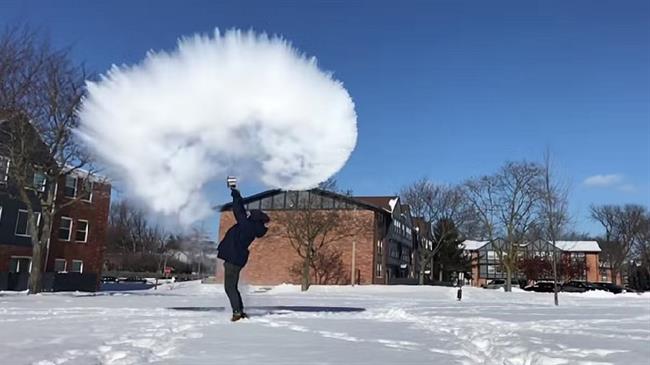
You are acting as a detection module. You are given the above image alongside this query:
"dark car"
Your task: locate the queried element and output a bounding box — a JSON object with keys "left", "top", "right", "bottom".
{"left": 561, "top": 281, "right": 596, "bottom": 293}
{"left": 524, "top": 282, "right": 557, "bottom": 293}
{"left": 482, "top": 279, "right": 523, "bottom": 289}
{"left": 101, "top": 276, "right": 118, "bottom": 283}
{"left": 592, "top": 282, "right": 624, "bottom": 294}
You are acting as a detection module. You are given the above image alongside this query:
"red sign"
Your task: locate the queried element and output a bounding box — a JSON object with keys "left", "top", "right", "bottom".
{"left": 164, "top": 267, "right": 173, "bottom": 274}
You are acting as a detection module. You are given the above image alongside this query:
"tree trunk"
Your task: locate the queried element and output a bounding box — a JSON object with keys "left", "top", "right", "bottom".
{"left": 28, "top": 210, "right": 51, "bottom": 294}
{"left": 611, "top": 267, "right": 619, "bottom": 286}
{"left": 301, "top": 255, "right": 311, "bottom": 291}
{"left": 301, "top": 241, "right": 312, "bottom": 291}
{"left": 419, "top": 266, "right": 425, "bottom": 285}
{"left": 505, "top": 266, "right": 512, "bottom": 292}
{"left": 29, "top": 242, "right": 44, "bottom": 293}
{"left": 552, "top": 249, "right": 559, "bottom": 306}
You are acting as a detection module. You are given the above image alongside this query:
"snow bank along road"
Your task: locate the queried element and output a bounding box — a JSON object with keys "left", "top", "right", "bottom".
{"left": 1, "top": 282, "right": 649, "bottom": 365}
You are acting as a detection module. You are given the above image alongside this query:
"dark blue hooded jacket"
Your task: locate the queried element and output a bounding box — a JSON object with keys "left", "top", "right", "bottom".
{"left": 217, "top": 189, "right": 270, "bottom": 267}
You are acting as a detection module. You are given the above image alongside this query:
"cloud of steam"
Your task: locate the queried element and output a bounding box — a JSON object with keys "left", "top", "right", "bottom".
{"left": 78, "top": 29, "right": 357, "bottom": 225}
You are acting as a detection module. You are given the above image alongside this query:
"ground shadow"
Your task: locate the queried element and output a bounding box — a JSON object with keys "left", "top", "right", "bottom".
{"left": 168, "top": 306, "right": 366, "bottom": 314}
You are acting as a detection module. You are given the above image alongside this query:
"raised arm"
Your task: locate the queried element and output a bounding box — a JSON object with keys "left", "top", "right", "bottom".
{"left": 231, "top": 188, "right": 248, "bottom": 224}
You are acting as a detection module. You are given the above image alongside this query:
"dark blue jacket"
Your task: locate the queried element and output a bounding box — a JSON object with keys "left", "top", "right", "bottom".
{"left": 217, "top": 189, "right": 269, "bottom": 267}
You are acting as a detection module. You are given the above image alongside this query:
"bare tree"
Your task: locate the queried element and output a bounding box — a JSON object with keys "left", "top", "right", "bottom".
{"left": 289, "top": 246, "right": 348, "bottom": 285}
{"left": 494, "top": 162, "right": 544, "bottom": 292}
{"left": 275, "top": 189, "right": 362, "bottom": 291}
{"left": 401, "top": 178, "right": 436, "bottom": 284}
{"left": 463, "top": 176, "right": 499, "bottom": 241}
{"left": 0, "top": 26, "right": 98, "bottom": 293}
{"left": 465, "top": 162, "right": 543, "bottom": 292}
{"left": 401, "top": 179, "right": 472, "bottom": 284}
{"left": 539, "top": 151, "right": 570, "bottom": 305}
{"left": 591, "top": 204, "right": 647, "bottom": 285}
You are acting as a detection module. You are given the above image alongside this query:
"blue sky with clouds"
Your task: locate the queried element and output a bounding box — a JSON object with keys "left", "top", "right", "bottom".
{"left": 1, "top": 0, "right": 648, "bottom": 236}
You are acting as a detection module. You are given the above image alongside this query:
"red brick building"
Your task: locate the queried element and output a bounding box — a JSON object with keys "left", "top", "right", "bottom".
{"left": 462, "top": 239, "right": 620, "bottom": 287}
{"left": 0, "top": 171, "right": 111, "bottom": 290}
{"left": 216, "top": 189, "right": 419, "bottom": 285}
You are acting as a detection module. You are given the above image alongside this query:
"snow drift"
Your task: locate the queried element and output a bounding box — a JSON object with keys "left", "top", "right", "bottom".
{"left": 77, "top": 29, "right": 357, "bottom": 224}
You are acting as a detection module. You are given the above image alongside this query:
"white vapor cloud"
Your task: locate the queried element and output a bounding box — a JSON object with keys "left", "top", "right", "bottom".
{"left": 77, "top": 29, "right": 357, "bottom": 225}
{"left": 583, "top": 174, "right": 624, "bottom": 188}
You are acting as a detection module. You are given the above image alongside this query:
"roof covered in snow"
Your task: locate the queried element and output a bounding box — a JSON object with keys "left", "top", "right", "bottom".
{"left": 552, "top": 241, "right": 601, "bottom": 252}
{"left": 461, "top": 240, "right": 490, "bottom": 251}
{"left": 461, "top": 240, "right": 602, "bottom": 253}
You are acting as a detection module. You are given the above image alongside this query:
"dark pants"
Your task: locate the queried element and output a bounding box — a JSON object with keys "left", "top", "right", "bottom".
{"left": 224, "top": 261, "right": 243, "bottom": 314}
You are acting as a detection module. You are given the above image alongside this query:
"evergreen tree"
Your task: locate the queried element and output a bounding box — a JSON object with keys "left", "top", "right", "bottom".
{"left": 433, "top": 218, "right": 470, "bottom": 282}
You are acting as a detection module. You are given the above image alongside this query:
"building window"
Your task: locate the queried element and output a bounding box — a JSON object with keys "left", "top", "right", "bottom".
{"left": 247, "top": 199, "right": 260, "bottom": 210}
{"left": 64, "top": 175, "right": 77, "bottom": 198}
{"left": 377, "top": 240, "right": 383, "bottom": 255}
{"left": 272, "top": 193, "right": 285, "bottom": 209}
{"left": 297, "top": 191, "right": 310, "bottom": 208}
{"left": 321, "top": 197, "right": 334, "bottom": 209}
{"left": 54, "top": 259, "right": 67, "bottom": 272}
{"left": 70, "top": 260, "right": 83, "bottom": 273}
{"left": 261, "top": 196, "right": 273, "bottom": 210}
{"left": 59, "top": 217, "right": 73, "bottom": 241}
{"left": 80, "top": 180, "right": 93, "bottom": 201}
{"left": 286, "top": 191, "right": 299, "bottom": 208}
{"left": 32, "top": 171, "right": 47, "bottom": 192}
{"left": 9, "top": 257, "right": 31, "bottom": 273}
{"left": 376, "top": 263, "right": 382, "bottom": 277}
{"left": 309, "top": 194, "right": 322, "bottom": 209}
{"left": 15, "top": 210, "right": 41, "bottom": 237}
{"left": 75, "top": 220, "right": 89, "bottom": 242}
{"left": 487, "top": 251, "right": 496, "bottom": 261}
{"left": 0, "top": 156, "right": 9, "bottom": 182}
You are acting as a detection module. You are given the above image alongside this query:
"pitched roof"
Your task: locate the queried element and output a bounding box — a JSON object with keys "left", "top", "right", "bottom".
{"left": 460, "top": 240, "right": 602, "bottom": 253}
{"left": 553, "top": 241, "right": 601, "bottom": 252}
{"left": 218, "top": 189, "right": 385, "bottom": 213}
{"left": 353, "top": 196, "right": 399, "bottom": 213}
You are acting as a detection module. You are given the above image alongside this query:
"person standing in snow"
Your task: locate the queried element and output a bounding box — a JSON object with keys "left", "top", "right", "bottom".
{"left": 217, "top": 186, "right": 270, "bottom": 322}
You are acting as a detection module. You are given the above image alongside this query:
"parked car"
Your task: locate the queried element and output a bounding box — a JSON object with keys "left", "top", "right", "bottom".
{"left": 523, "top": 282, "right": 557, "bottom": 293}
{"left": 101, "top": 276, "right": 118, "bottom": 283}
{"left": 482, "top": 279, "right": 522, "bottom": 290}
{"left": 561, "top": 281, "right": 596, "bottom": 293}
{"left": 592, "top": 282, "right": 623, "bottom": 294}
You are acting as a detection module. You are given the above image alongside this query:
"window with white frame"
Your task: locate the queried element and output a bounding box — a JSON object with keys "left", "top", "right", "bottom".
{"left": 64, "top": 175, "right": 77, "bottom": 198}
{"left": 487, "top": 250, "right": 496, "bottom": 260}
{"left": 80, "top": 180, "right": 93, "bottom": 201}
{"left": 15, "top": 210, "right": 41, "bottom": 237}
{"left": 75, "top": 220, "right": 89, "bottom": 242}
{"left": 58, "top": 217, "right": 73, "bottom": 241}
{"left": 54, "top": 259, "right": 67, "bottom": 272}
{"left": 70, "top": 260, "right": 83, "bottom": 273}
{"left": 9, "top": 257, "right": 31, "bottom": 273}
{"left": 0, "top": 156, "right": 9, "bottom": 182}
{"left": 33, "top": 171, "right": 47, "bottom": 192}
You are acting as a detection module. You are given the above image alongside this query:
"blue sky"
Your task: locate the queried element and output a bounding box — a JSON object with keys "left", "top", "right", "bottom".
{"left": 1, "top": 0, "right": 648, "bottom": 236}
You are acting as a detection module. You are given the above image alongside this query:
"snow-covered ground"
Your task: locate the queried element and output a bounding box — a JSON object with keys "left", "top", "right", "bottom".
{"left": 1, "top": 282, "right": 649, "bottom": 365}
